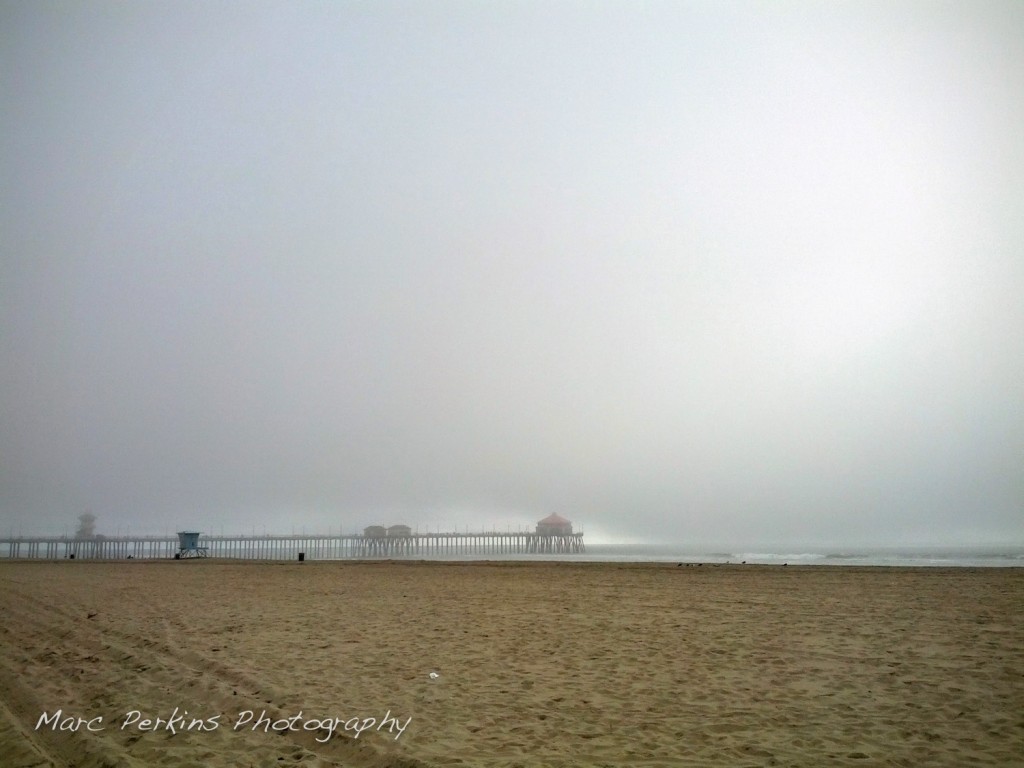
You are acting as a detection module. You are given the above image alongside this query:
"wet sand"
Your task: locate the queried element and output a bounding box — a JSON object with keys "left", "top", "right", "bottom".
{"left": 1, "top": 560, "right": 1021, "bottom": 767}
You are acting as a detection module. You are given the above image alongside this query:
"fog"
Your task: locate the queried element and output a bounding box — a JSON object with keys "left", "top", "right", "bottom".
{"left": 2, "top": 2, "right": 1022, "bottom": 549}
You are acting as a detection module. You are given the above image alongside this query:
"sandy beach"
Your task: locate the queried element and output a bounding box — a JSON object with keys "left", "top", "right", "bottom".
{"left": 0, "top": 560, "right": 1021, "bottom": 767}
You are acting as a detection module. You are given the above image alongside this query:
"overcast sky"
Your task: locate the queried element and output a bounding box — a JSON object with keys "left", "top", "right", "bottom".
{"left": 2, "top": 1, "right": 1022, "bottom": 548}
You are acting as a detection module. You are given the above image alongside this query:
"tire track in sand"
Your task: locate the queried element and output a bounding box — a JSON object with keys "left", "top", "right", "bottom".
{"left": 0, "top": 580, "right": 427, "bottom": 768}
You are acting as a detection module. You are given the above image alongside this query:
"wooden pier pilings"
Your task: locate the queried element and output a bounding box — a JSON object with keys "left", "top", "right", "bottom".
{"left": 0, "top": 531, "right": 585, "bottom": 560}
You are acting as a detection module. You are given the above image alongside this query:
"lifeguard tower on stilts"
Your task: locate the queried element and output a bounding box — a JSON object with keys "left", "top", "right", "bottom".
{"left": 175, "top": 531, "right": 208, "bottom": 559}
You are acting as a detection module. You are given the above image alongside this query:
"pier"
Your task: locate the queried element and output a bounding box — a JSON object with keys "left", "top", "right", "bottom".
{"left": 0, "top": 530, "right": 586, "bottom": 561}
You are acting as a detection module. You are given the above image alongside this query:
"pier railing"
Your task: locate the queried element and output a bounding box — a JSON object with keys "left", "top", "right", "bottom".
{"left": 0, "top": 531, "right": 585, "bottom": 560}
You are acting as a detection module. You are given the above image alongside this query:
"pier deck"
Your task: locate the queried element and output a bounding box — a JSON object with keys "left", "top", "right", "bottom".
{"left": 0, "top": 531, "right": 585, "bottom": 560}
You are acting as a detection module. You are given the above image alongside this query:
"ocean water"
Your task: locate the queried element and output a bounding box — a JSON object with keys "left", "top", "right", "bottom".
{"left": 428, "top": 544, "right": 1024, "bottom": 568}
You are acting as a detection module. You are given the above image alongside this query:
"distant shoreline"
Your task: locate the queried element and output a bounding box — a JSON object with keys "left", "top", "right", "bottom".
{"left": 1, "top": 556, "right": 1021, "bottom": 570}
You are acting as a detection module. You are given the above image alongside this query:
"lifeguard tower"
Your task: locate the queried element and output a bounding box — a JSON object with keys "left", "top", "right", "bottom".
{"left": 176, "top": 531, "right": 208, "bottom": 559}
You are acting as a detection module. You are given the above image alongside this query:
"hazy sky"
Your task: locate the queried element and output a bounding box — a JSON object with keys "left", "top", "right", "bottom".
{"left": 2, "top": 1, "right": 1022, "bottom": 548}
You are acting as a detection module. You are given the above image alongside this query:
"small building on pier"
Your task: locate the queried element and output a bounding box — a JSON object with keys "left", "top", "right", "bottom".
{"left": 536, "top": 513, "right": 573, "bottom": 536}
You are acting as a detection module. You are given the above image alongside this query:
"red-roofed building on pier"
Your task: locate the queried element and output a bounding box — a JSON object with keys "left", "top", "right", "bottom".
{"left": 536, "top": 513, "right": 574, "bottom": 536}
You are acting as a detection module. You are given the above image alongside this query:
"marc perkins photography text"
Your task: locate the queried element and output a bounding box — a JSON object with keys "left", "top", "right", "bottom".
{"left": 35, "top": 707, "right": 411, "bottom": 743}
